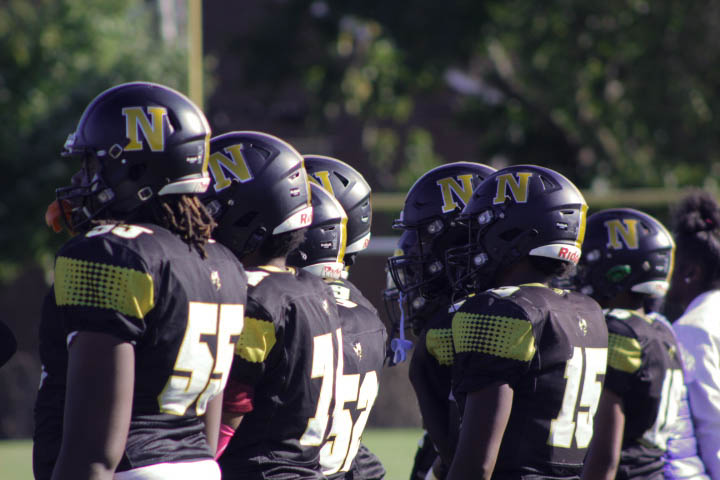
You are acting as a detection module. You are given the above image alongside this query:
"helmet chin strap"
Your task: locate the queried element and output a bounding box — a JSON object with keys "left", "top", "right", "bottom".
{"left": 390, "top": 291, "right": 413, "bottom": 364}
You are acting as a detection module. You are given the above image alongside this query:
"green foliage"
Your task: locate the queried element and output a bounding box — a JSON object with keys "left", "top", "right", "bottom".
{"left": 0, "top": 0, "right": 185, "bottom": 276}
{"left": 250, "top": 1, "right": 719, "bottom": 192}
{"left": 4, "top": 0, "right": 720, "bottom": 273}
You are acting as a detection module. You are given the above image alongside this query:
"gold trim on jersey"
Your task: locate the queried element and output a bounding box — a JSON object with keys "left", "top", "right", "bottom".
{"left": 54, "top": 256, "right": 154, "bottom": 319}
{"left": 607, "top": 333, "right": 642, "bottom": 373}
{"left": 426, "top": 328, "right": 454, "bottom": 366}
{"left": 235, "top": 316, "right": 276, "bottom": 363}
{"left": 453, "top": 312, "right": 536, "bottom": 361}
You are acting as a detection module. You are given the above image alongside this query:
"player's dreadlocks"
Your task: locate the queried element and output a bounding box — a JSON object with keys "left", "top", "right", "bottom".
{"left": 90, "top": 194, "right": 216, "bottom": 258}
{"left": 153, "top": 195, "right": 216, "bottom": 258}
{"left": 672, "top": 189, "right": 720, "bottom": 288}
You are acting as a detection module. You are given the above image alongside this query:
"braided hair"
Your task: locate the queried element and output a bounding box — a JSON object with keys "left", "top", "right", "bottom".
{"left": 672, "top": 190, "right": 720, "bottom": 288}
{"left": 154, "top": 195, "right": 216, "bottom": 258}
{"left": 92, "top": 194, "right": 217, "bottom": 258}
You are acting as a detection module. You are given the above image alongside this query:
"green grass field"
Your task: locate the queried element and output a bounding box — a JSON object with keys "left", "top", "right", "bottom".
{"left": 0, "top": 428, "right": 422, "bottom": 480}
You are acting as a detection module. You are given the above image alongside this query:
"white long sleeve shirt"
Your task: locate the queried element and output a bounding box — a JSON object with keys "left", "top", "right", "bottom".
{"left": 674, "top": 290, "right": 720, "bottom": 479}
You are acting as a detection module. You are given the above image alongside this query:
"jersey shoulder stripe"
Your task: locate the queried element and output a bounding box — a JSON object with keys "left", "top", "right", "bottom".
{"left": 452, "top": 310, "right": 535, "bottom": 361}
{"left": 607, "top": 332, "right": 642, "bottom": 373}
{"left": 426, "top": 327, "right": 453, "bottom": 366}
{"left": 54, "top": 255, "right": 154, "bottom": 319}
{"left": 235, "top": 316, "right": 276, "bottom": 363}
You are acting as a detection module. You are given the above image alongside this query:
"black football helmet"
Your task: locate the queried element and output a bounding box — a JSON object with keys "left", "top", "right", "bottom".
{"left": 388, "top": 162, "right": 495, "bottom": 302}
{"left": 56, "top": 81, "right": 211, "bottom": 230}
{"left": 573, "top": 208, "right": 675, "bottom": 301}
{"left": 287, "top": 182, "right": 347, "bottom": 279}
{"left": 446, "top": 165, "right": 588, "bottom": 293}
{"left": 203, "top": 131, "right": 313, "bottom": 258}
{"left": 303, "top": 155, "right": 372, "bottom": 261}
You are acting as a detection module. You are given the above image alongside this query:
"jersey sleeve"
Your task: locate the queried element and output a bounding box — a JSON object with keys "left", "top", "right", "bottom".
{"left": 603, "top": 313, "right": 644, "bottom": 397}
{"left": 229, "top": 296, "right": 278, "bottom": 386}
{"left": 53, "top": 236, "right": 154, "bottom": 343}
{"left": 452, "top": 293, "right": 536, "bottom": 394}
{"left": 674, "top": 322, "right": 720, "bottom": 478}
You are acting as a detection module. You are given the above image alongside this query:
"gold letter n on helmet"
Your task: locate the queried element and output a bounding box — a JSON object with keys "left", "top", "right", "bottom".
{"left": 309, "top": 171, "right": 335, "bottom": 196}
{"left": 604, "top": 219, "right": 639, "bottom": 250}
{"left": 437, "top": 175, "right": 474, "bottom": 213}
{"left": 493, "top": 172, "right": 533, "bottom": 205}
{"left": 207, "top": 144, "right": 254, "bottom": 192}
{"left": 123, "top": 106, "right": 168, "bottom": 152}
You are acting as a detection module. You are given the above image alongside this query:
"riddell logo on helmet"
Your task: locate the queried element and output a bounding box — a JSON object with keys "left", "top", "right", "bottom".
{"left": 300, "top": 212, "right": 312, "bottom": 226}
{"left": 322, "top": 264, "right": 343, "bottom": 279}
{"left": 558, "top": 247, "right": 580, "bottom": 264}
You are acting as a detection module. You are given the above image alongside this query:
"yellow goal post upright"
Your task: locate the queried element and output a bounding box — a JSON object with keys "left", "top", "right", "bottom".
{"left": 187, "top": 0, "right": 203, "bottom": 110}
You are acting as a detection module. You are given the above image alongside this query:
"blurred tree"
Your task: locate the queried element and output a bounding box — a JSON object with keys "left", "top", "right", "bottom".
{"left": 0, "top": 0, "right": 186, "bottom": 279}
{"left": 205, "top": 0, "right": 720, "bottom": 197}
{"left": 6, "top": 0, "right": 719, "bottom": 275}
{"left": 333, "top": 0, "right": 720, "bottom": 190}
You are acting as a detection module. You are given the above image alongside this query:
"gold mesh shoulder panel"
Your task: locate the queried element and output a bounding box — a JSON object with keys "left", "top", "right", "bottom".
{"left": 55, "top": 256, "right": 154, "bottom": 319}
{"left": 608, "top": 333, "right": 642, "bottom": 373}
{"left": 235, "top": 316, "right": 276, "bottom": 363}
{"left": 426, "top": 328, "right": 454, "bottom": 366}
{"left": 452, "top": 311, "right": 536, "bottom": 361}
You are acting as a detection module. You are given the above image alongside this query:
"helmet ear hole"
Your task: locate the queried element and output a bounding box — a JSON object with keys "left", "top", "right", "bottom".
{"left": 334, "top": 171, "right": 350, "bottom": 187}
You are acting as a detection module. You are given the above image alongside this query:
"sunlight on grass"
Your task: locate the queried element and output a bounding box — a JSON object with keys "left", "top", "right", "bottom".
{"left": 362, "top": 427, "right": 423, "bottom": 480}
{"left": 0, "top": 439, "right": 33, "bottom": 480}
{"left": 0, "top": 428, "right": 423, "bottom": 480}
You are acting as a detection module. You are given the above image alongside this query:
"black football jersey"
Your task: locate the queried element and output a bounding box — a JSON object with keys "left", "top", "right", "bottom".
{"left": 603, "top": 309, "right": 685, "bottom": 479}
{"left": 409, "top": 298, "right": 465, "bottom": 473}
{"left": 33, "top": 223, "right": 247, "bottom": 480}
{"left": 219, "top": 266, "right": 342, "bottom": 479}
{"left": 452, "top": 285, "right": 608, "bottom": 478}
{"left": 322, "top": 279, "right": 387, "bottom": 480}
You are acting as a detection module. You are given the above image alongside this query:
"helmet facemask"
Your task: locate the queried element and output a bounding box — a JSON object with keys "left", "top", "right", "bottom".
{"left": 55, "top": 150, "right": 118, "bottom": 232}
{"left": 388, "top": 216, "right": 460, "bottom": 304}
{"left": 445, "top": 209, "right": 502, "bottom": 296}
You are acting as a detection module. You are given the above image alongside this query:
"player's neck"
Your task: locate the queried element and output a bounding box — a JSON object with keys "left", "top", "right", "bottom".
{"left": 601, "top": 291, "right": 644, "bottom": 311}
{"left": 241, "top": 251, "right": 287, "bottom": 269}
{"left": 493, "top": 258, "right": 549, "bottom": 288}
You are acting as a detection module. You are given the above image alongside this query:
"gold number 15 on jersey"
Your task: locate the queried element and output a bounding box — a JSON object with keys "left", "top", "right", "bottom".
{"left": 548, "top": 346, "right": 607, "bottom": 449}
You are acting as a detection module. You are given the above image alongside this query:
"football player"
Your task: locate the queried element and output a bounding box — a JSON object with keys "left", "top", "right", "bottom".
{"left": 388, "top": 162, "right": 495, "bottom": 480}
{"left": 300, "top": 155, "right": 387, "bottom": 480}
{"left": 383, "top": 231, "right": 440, "bottom": 480}
{"left": 575, "top": 208, "right": 697, "bottom": 479}
{"left": 33, "top": 82, "right": 248, "bottom": 480}
{"left": 444, "top": 165, "right": 608, "bottom": 479}
{"left": 202, "top": 132, "right": 342, "bottom": 479}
